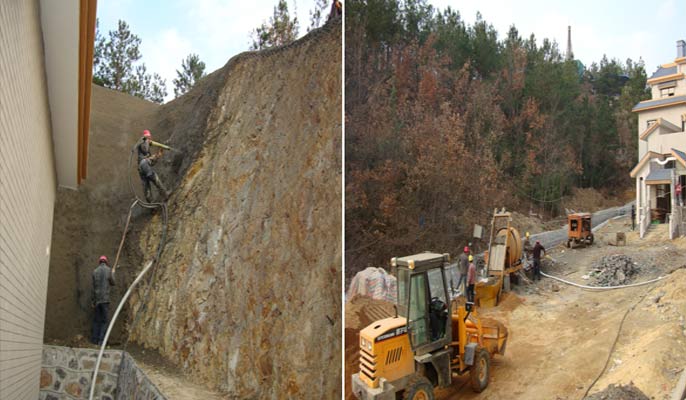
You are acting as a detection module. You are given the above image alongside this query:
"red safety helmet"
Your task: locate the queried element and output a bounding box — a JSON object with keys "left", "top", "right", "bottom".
{"left": 463, "top": 246, "right": 469, "bottom": 253}
{"left": 143, "top": 130, "right": 152, "bottom": 138}
{"left": 99, "top": 255, "right": 108, "bottom": 264}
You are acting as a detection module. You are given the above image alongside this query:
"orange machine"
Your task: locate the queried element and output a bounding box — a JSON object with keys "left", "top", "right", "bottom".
{"left": 351, "top": 252, "right": 508, "bottom": 400}
{"left": 478, "top": 209, "right": 523, "bottom": 307}
{"left": 567, "top": 213, "right": 593, "bottom": 248}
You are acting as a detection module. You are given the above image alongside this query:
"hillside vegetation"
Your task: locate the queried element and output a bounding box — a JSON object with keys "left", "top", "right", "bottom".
{"left": 345, "top": 0, "right": 650, "bottom": 274}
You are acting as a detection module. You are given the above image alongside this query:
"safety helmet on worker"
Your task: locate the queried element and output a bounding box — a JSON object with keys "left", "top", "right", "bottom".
{"left": 99, "top": 255, "right": 108, "bottom": 264}
{"left": 143, "top": 129, "right": 152, "bottom": 138}
{"left": 526, "top": 232, "right": 530, "bottom": 238}
{"left": 463, "top": 246, "right": 469, "bottom": 253}
{"left": 468, "top": 255, "right": 473, "bottom": 262}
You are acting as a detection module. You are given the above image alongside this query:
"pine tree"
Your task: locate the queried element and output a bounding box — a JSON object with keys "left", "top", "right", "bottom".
{"left": 92, "top": 19, "right": 168, "bottom": 103}
{"left": 250, "top": 0, "right": 299, "bottom": 50}
{"left": 173, "top": 54, "right": 206, "bottom": 98}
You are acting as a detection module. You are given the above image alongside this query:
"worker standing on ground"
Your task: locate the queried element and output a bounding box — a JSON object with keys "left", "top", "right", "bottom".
{"left": 523, "top": 232, "right": 533, "bottom": 260}
{"left": 466, "top": 255, "right": 476, "bottom": 304}
{"left": 136, "top": 130, "right": 170, "bottom": 203}
{"left": 532, "top": 241, "right": 545, "bottom": 281}
{"left": 92, "top": 256, "right": 115, "bottom": 345}
{"left": 458, "top": 246, "right": 469, "bottom": 295}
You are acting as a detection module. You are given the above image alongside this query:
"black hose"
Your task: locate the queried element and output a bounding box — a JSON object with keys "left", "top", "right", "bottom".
{"left": 122, "top": 142, "right": 170, "bottom": 351}
{"left": 581, "top": 287, "right": 653, "bottom": 399}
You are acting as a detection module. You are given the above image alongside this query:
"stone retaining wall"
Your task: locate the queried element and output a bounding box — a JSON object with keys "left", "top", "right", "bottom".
{"left": 116, "top": 352, "right": 165, "bottom": 400}
{"left": 39, "top": 346, "right": 165, "bottom": 400}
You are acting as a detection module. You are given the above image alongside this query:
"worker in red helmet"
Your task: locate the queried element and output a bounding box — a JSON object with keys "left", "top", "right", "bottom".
{"left": 328, "top": 0, "right": 342, "bottom": 21}
{"left": 92, "top": 255, "right": 115, "bottom": 345}
{"left": 457, "top": 245, "right": 470, "bottom": 295}
{"left": 136, "top": 129, "right": 170, "bottom": 203}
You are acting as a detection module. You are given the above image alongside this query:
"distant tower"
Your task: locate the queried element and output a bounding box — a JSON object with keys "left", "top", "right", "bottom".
{"left": 566, "top": 25, "right": 573, "bottom": 61}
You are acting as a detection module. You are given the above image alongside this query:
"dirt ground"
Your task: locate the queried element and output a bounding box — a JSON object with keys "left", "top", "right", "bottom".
{"left": 125, "top": 344, "right": 224, "bottom": 399}
{"left": 345, "top": 216, "right": 686, "bottom": 400}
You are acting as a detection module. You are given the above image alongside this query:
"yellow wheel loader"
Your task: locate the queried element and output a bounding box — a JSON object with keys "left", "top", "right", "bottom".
{"left": 351, "top": 252, "right": 508, "bottom": 400}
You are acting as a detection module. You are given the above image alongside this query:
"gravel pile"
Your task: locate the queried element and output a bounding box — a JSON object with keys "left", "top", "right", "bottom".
{"left": 585, "top": 383, "right": 649, "bottom": 400}
{"left": 591, "top": 254, "right": 641, "bottom": 286}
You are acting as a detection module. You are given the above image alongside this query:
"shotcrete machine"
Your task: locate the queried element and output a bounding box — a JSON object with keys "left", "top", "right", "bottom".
{"left": 351, "top": 252, "right": 508, "bottom": 400}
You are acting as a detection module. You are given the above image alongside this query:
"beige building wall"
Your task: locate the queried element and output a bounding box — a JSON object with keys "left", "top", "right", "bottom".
{"left": 0, "top": 1, "right": 57, "bottom": 399}
{"left": 637, "top": 106, "right": 686, "bottom": 158}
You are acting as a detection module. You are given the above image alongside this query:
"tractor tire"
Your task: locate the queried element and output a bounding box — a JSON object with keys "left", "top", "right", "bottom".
{"left": 403, "top": 374, "right": 434, "bottom": 400}
{"left": 470, "top": 348, "right": 491, "bottom": 393}
{"left": 566, "top": 239, "right": 571, "bottom": 248}
{"left": 588, "top": 235, "right": 594, "bottom": 245}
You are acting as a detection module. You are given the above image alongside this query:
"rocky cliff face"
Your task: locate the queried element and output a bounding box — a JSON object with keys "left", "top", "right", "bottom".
{"left": 128, "top": 22, "right": 341, "bottom": 398}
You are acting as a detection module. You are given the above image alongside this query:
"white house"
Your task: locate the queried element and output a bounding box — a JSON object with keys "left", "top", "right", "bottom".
{"left": 0, "top": 1, "right": 96, "bottom": 398}
{"left": 630, "top": 40, "right": 686, "bottom": 238}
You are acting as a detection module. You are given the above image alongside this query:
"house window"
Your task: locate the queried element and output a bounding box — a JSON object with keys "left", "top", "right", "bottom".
{"left": 660, "top": 87, "right": 675, "bottom": 97}
{"left": 666, "top": 160, "right": 676, "bottom": 169}
{"left": 647, "top": 119, "right": 657, "bottom": 129}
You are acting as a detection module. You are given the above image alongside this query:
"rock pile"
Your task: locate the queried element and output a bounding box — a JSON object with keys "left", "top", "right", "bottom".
{"left": 584, "top": 382, "right": 649, "bottom": 400}
{"left": 590, "top": 254, "right": 641, "bottom": 286}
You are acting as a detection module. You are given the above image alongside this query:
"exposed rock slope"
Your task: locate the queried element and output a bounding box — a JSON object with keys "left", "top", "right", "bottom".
{"left": 128, "top": 22, "right": 341, "bottom": 398}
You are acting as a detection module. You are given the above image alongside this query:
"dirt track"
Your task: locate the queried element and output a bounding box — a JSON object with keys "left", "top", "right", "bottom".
{"left": 346, "top": 217, "right": 686, "bottom": 399}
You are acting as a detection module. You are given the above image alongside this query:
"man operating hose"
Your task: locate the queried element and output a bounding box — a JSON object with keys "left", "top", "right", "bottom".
{"left": 136, "top": 130, "right": 170, "bottom": 203}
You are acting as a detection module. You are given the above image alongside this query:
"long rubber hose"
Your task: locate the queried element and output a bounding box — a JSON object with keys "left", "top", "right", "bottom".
{"left": 581, "top": 287, "right": 653, "bottom": 399}
{"left": 88, "top": 143, "right": 170, "bottom": 400}
{"left": 540, "top": 271, "right": 665, "bottom": 290}
{"left": 88, "top": 261, "right": 154, "bottom": 400}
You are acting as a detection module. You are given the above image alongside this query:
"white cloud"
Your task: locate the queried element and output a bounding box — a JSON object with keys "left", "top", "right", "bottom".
{"left": 140, "top": 28, "right": 193, "bottom": 100}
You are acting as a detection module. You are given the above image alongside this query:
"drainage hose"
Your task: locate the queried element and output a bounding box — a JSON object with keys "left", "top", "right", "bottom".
{"left": 540, "top": 271, "right": 666, "bottom": 290}
{"left": 88, "top": 261, "right": 154, "bottom": 400}
{"left": 88, "top": 143, "right": 170, "bottom": 400}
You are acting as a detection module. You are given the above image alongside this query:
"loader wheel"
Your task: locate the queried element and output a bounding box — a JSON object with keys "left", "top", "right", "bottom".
{"left": 566, "top": 239, "right": 571, "bottom": 248}
{"left": 588, "top": 235, "right": 594, "bottom": 245}
{"left": 403, "top": 374, "right": 434, "bottom": 400}
{"left": 470, "top": 349, "right": 490, "bottom": 393}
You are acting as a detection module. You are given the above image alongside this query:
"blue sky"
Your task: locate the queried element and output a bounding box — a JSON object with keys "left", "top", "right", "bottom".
{"left": 98, "top": 0, "right": 685, "bottom": 102}
{"left": 97, "top": 0, "right": 326, "bottom": 101}
{"left": 428, "top": 0, "right": 685, "bottom": 73}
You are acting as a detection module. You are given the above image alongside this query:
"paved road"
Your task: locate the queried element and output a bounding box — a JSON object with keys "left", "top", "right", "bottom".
{"left": 528, "top": 202, "right": 634, "bottom": 250}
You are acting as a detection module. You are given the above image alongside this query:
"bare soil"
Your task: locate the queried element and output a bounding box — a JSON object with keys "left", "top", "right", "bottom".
{"left": 345, "top": 216, "right": 686, "bottom": 400}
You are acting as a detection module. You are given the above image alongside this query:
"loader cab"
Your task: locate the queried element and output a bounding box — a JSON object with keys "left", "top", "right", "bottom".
{"left": 393, "top": 252, "right": 451, "bottom": 356}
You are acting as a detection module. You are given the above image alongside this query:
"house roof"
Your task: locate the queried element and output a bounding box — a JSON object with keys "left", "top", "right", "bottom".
{"left": 645, "top": 168, "right": 672, "bottom": 184}
{"left": 630, "top": 151, "right": 666, "bottom": 178}
{"left": 639, "top": 118, "right": 681, "bottom": 141}
{"left": 672, "top": 148, "right": 686, "bottom": 166}
{"left": 633, "top": 95, "right": 686, "bottom": 112}
{"left": 630, "top": 149, "right": 686, "bottom": 179}
{"left": 650, "top": 65, "right": 677, "bottom": 80}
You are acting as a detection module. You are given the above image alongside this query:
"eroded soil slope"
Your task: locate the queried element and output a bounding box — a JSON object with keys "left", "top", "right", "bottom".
{"left": 128, "top": 23, "right": 342, "bottom": 398}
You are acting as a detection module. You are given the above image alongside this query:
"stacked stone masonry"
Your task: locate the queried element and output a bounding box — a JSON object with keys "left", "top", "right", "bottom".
{"left": 39, "top": 346, "right": 165, "bottom": 400}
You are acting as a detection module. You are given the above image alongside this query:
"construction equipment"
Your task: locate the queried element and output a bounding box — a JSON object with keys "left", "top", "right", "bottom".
{"left": 566, "top": 213, "right": 593, "bottom": 248}
{"left": 477, "top": 208, "right": 523, "bottom": 307}
{"left": 351, "top": 252, "right": 508, "bottom": 400}
{"left": 150, "top": 140, "right": 179, "bottom": 152}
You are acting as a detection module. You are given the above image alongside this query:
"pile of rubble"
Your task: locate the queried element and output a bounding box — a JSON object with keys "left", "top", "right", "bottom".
{"left": 585, "top": 383, "right": 649, "bottom": 400}
{"left": 590, "top": 254, "right": 641, "bottom": 286}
